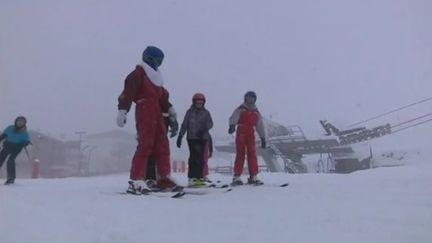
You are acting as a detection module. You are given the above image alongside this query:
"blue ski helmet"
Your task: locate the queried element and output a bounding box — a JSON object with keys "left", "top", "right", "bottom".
{"left": 142, "top": 46, "right": 164, "bottom": 69}
{"left": 244, "top": 91, "right": 257, "bottom": 101}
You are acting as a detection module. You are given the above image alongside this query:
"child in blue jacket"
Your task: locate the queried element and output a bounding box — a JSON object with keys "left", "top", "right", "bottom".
{"left": 0, "top": 116, "right": 31, "bottom": 184}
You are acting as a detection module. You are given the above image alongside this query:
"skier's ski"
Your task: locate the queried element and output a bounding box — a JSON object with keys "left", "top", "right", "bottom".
{"left": 249, "top": 182, "right": 289, "bottom": 187}
{"left": 230, "top": 182, "right": 289, "bottom": 187}
{"left": 207, "top": 183, "right": 230, "bottom": 189}
{"left": 170, "top": 191, "right": 186, "bottom": 198}
{"left": 186, "top": 180, "right": 231, "bottom": 189}
{"left": 117, "top": 190, "right": 186, "bottom": 198}
{"left": 183, "top": 186, "right": 232, "bottom": 195}
{"left": 117, "top": 191, "right": 186, "bottom": 198}
{"left": 263, "top": 183, "right": 289, "bottom": 187}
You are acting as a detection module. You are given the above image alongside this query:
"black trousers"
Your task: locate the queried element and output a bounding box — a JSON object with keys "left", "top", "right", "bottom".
{"left": 0, "top": 142, "right": 23, "bottom": 181}
{"left": 187, "top": 139, "right": 206, "bottom": 179}
{"left": 146, "top": 154, "right": 157, "bottom": 180}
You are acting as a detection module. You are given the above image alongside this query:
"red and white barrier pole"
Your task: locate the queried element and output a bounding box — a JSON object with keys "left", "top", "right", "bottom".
{"left": 181, "top": 160, "right": 186, "bottom": 173}
{"left": 173, "top": 160, "right": 178, "bottom": 173}
{"left": 32, "top": 159, "right": 40, "bottom": 179}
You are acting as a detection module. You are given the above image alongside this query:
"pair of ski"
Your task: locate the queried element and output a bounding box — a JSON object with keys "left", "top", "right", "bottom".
{"left": 118, "top": 187, "right": 186, "bottom": 198}
{"left": 120, "top": 182, "right": 289, "bottom": 198}
{"left": 181, "top": 181, "right": 289, "bottom": 196}
{"left": 183, "top": 183, "right": 233, "bottom": 195}
{"left": 120, "top": 183, "right": 232, "bottom": 198}
{"left": 149, "top": 186, "right": 187, "bottom": 198}
{"left": 166, "top": 183, "right": 233, "bottom": 198}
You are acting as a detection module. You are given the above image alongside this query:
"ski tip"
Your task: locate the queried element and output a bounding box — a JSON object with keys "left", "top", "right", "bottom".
{"left": 171, "top": 191, "right": 186, "bottom": 198}
{"left": 280, "top": 183, "right": 289, "bottom": 187}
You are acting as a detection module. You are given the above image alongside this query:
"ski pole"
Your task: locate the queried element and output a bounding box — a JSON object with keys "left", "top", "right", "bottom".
{"left": 24, "top": 147, "right": 32, "bottom": 163}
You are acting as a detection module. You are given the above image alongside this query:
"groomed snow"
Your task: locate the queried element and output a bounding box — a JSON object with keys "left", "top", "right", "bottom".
{"left": 1, "top": 160, "right": 431, "bottom": 243}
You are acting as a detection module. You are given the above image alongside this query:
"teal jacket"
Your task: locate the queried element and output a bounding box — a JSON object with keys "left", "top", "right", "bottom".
{"left": 0, "top": 125, "right": 31, "bottom": 146}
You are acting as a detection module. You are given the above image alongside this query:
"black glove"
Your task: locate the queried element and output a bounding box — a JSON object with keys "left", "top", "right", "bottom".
{"left": 170, "top": 121, "right": 178, "bottom": 138}
{"left": 228, "top": 125, "right": 236, "bottom": 134}
{"left": 167, "top": 117, "right": 178, "bottom": 138}
{"left": 261, "top": 138, "right": 266, "bottom": 149}
{"left": 176, "top": 136, "right": 182, "bottom": 148}
{"left": 170, "top": 129, "right": 178, "bottom": 138}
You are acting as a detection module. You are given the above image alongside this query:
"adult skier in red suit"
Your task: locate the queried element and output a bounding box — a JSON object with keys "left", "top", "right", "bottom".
{"left": 117, "top": 46, "right": 179, "bottom": 195}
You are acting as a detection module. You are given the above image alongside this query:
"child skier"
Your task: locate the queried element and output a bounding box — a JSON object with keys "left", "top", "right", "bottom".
{"left": 116, "top": 46, "right": 179, "bottom": 195}
{"left": 0, "top": 116, "right": 32, "bottom": 185}
{"left": 228, "top": 91, "right": 266, "bottom": 185}
{"left": 177, "top": 93, "right": 213, "bottom": 187}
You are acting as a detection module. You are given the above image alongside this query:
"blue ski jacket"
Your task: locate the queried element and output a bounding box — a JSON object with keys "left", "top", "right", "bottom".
{"left": 0, "top": 125, "right": 31, "bottom": 146}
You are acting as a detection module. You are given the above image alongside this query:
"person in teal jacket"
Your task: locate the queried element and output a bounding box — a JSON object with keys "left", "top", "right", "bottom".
{"left": 0, "top": 116, "right": 31, "bottom": 185}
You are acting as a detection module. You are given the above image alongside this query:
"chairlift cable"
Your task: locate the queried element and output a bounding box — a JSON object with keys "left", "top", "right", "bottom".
{"left": 391, "top": 118, "right": 432, "bottom": 134}
{"left": 348, "top": 96, "right": 432, "bottom": 127}
{"left": 390, "top": 113, "right": 432, "bottom": 129}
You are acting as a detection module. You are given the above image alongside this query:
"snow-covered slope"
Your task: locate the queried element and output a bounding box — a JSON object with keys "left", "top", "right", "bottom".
{"left": 1, "top": 161, "right": 431, "bottom": 243}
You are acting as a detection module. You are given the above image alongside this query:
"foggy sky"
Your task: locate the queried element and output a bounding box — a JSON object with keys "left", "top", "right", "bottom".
{"left": 1, "top": 0, "right": 431, "bottom": 146}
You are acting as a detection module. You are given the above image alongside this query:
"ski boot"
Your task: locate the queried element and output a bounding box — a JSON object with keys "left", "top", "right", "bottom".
{"left": 247, "top": 175, "right": 264, "bottom": 186}
{"left": 188, "top": 178, "right": 206, "bottom": 187}
{"left": 4, "top": 179, "right": 14, "bottom": 185}
{"left": 157, "top": 177, "right": 183, "bottom": 192}
{"left": 145, "top": 179, "right": 158, "bottom": 190}
{"left": 126, "top": 180, "right": 151, "bottom": 195}
{"left": 231, "top": 176, "right": 244, "bottom": 186}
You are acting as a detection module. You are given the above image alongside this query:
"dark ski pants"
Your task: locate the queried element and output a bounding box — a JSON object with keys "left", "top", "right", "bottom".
{"left": 0, "top": 143, "right": 23, "bottom": 182}
{"left": 146, "top": 155, "right": 157, "bottom": 180}
{"left": 187, "top": 139, "right": 207, "bottom": 179}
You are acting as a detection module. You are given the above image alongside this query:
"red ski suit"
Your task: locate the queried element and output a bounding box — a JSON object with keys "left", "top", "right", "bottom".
{"left": 229, "top": 103, "right": 266, "bottom": 176}
{"left": 118, "top": 65, "right": 171, "bottom": 180}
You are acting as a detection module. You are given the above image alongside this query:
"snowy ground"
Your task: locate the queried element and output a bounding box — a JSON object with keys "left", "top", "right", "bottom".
{"left": 1, "top": 159, "right": 432, "bottom": 243}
